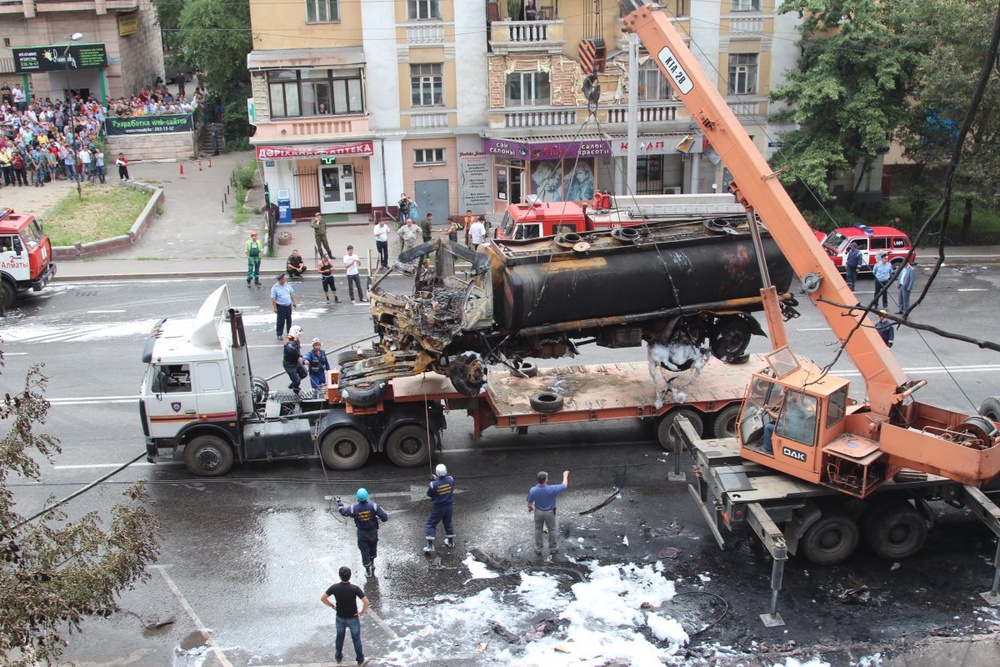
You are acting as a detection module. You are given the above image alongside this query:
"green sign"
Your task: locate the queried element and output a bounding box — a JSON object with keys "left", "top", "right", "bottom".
{"left": 104, "top": 114, "right": 194, "bottom": 136}
{"left": 13, "top": 44, "right": 108, "bottom": 73}
{"left": 320, "top": 156, "right": 338, "bottom": 165}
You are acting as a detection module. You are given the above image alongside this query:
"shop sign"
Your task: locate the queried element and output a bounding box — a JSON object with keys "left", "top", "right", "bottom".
{"left": 458, "top": 151, "right": 491, "bottom": 210}
{"left": 13, "top": 44, "right": 108, "bottom": 72}
{"left": 105, "top": 114, "right": 193, "bottom": 136}
{"left": 255, "top": 142, "right": 374, "bottom": 161}
{"left": 118, "top": 13, "right": 140, "bottom": 37}
{"left": 613, "top": 136, "right": 700, "bottom": 156}
{"left": 484, "top": 138, "right": 611, "bottom": 161}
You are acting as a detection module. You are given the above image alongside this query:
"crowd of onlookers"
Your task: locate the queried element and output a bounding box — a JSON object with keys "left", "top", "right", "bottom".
{"left": 108, "top": 75, "right": 201, "bottom": 118}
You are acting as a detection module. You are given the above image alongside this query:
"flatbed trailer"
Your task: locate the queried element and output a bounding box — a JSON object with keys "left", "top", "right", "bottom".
{"left": 676, "top": 419, "right": 1000, "bottom": 627}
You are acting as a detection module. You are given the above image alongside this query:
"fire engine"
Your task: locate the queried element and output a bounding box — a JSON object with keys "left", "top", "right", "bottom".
{"left": 0, "top": 208, "right": 56, "bottom": 309}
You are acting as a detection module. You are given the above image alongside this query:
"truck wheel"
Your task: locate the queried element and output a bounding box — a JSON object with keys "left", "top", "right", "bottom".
{"left": 529, "top": 391, "right": 564, "bottom": 413}
{"left": 184, "top": 435, "right": 234, "bottom": 477}
{"left": 252, "top": 376, "right": 269, "bottom": 406}
{"left": 385, "top": 424, "right": 431, "bottom": 467}
{"left": 712, "top": 404, "right": 741, "bottom": 439}
{"left": 979, "top": 397, "right": 1000, "bottom": 421}
{"left": 336, "top": 350, "right": 362, "bottom": 366}
{"left": 340, "top": 380, "right": 388, "bottom": 408}
{"left": 863, "top": 501, "right": 927, "bottom": 560}
{"left": 1, "top": 280, "right": 15, "bottom": 310}
{"left": 320, "top": 428, "right": 371, "bottom": 470}
{"left": 710, "top": 317, "right": 752, "bottom": 363}
{"left": 448, "top": 355, "right": 487, "bottom": 397}
{"left": 657, "top": 408, "right": 703, "bottom": 450}
{"left": 800, "top": 511, "right": 859, "bottom": 565}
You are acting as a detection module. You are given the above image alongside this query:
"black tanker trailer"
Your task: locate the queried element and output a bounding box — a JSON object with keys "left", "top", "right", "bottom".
{"left": 340, "top": 216, "right": 795, "bottom": 401}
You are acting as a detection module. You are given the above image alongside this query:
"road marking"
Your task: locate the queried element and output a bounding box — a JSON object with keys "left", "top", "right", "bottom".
{"left": 957, "top": 288, "right": 988, "bottom": 292}
{"left": 151, "top": 565, "right": 235, "bottom": 667}
{"left": 87, "top": 309, "right": 126, "bottom": 313}
{"left": 47, "top": 395, "right": 138, "bottom": 404}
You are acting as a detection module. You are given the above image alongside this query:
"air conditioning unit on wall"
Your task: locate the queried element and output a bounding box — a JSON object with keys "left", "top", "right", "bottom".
{"left": 663, "top": 187, "right": 681, "bottom": 195}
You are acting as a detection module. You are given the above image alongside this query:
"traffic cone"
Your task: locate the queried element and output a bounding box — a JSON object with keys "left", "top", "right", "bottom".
{"left": 198, "top": 161, "right": 203, "bottom": 171}
{"left": 179, "top": 163, "right": 184, "bottom": 175}
{"left": 208, "top": 158, "right": 212, "bottom": 168}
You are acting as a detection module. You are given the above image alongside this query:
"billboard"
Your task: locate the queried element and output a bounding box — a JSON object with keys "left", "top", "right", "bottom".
{"left": 105, "top": 115, "right": 194, "bottom": 136}
{"left": 13, "top": 44, "right": 108, "bottom": 73}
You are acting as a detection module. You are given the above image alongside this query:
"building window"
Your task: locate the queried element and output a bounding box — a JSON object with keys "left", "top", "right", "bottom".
{"left": 638, "top": 60, "right": 673, "bottom": 102}
{"left": 414, "top": 148, "right": 445, "bottom": 164}
{"left": 408, "top": 0, "right": 441, "bottom": 20}
{"left": 506, "top": 72, "right": 551, "bottom": 106}
{"left": 267, "top": 69, "right": 364, "bottom": 118}
{"left": 410, "top": 64, "right": 443, "bottom": 106}
{"left": 306, "top": 0, "right": 339, "bottom": 23}
{"left": 728, "top": 53, "right": 758, "bottom": 95}
{"left": 731, "top": 0, "right": 760, "bottom": 10}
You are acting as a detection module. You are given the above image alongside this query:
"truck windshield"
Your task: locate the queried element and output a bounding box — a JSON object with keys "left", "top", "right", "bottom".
{"left": 20, "top": 219, "right": 43, "bottom": 251}
{"left": 498, "top": 210, "right": 516, "bottom": 239}
{"left": 823, "top": 231, "right": 850, "bottom": 253}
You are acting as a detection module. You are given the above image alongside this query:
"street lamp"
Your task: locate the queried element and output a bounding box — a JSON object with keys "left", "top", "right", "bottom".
{"left": 64, "top": 32, "right": 83, "bottom": 200}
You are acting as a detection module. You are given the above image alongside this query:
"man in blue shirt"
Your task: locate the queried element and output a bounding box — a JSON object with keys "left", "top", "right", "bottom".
{"left": 872, "top": 253, "right": 892, "bottom": 309}
{"left": 337, "top": 488, "right": 389, "bottom": 579}
{"left": 526, "top": 470, "right": 569, "bottom": 557}
{"left": 424, "top": 464, "right": 456, "bottom": 554}
{"left": 844, "top": 243, "right": 861, "bottom": 291}
{"left": 270, "top": 273, "right": 298, "bottom": 340}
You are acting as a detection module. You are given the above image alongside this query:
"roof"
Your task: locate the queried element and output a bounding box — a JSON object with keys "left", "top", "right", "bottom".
{"left": 834, "top": 226, "right": 908, "bottom": 238}
{"left": 0, "top": 208, "right": 34, "bottom": 232}
{"left": 247, "top": 47, "right": 365, "bottom": 70}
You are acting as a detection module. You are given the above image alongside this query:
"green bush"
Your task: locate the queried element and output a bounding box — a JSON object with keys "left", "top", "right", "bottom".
{"left": 232, "top": 162, "right": 257, "bottom": 190}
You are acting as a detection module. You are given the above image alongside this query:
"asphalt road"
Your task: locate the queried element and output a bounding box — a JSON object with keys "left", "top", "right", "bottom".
{"left": 2, "top": 267, "right": 1000, "bottom": 666}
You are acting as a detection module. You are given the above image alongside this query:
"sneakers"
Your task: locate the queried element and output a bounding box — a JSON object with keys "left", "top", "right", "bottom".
{"left": 365, "top": 564, "right": 375, "bottom": 578}
{"left": 351, "top": 300, "right": 356, "bottom": 305}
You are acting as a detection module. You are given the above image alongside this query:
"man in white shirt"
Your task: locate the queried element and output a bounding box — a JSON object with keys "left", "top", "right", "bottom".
{"left": 343, "top": 245, "right": 365, "bottom": 304}
{"left": 373, "top": 220, "right": 391, "bottom": 269}
{"left": 469, "top": 217, "right": 488, "bottom": 250}
{"left": 78, "top": 146, "right": 93, "bottom": 182}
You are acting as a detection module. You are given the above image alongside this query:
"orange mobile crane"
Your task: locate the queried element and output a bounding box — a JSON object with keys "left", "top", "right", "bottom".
{"left": 619, "top": 1, "right": 1000, "bottom": 624}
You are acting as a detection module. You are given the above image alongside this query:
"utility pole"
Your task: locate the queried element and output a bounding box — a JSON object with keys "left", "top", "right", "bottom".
{"left": 626, "top": 33, "right": 639, "bottom": 195}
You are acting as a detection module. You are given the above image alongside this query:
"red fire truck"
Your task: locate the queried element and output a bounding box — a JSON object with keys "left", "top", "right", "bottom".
{"left": 0, "top": 208, "right": 56, "bottom": 309}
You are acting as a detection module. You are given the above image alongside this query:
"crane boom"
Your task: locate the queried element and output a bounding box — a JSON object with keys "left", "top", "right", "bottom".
{"left": 620, "top": 2, "right": 905, "bottom": 415}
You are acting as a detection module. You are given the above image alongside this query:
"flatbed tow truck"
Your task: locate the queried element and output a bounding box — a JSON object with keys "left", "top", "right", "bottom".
{"left": 617, "top": 0, "right": 1000, "bottom": 625}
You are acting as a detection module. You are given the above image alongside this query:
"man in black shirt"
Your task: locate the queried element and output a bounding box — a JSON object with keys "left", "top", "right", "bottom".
{"left": 321, "top": 566, "right": 370, "bottom": 666}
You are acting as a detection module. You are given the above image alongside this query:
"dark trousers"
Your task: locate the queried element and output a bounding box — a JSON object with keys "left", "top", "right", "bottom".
{"left": 347, "top": 274, "right": 364, "bottom": 301}
{"left": 335, "top": 615, "right": 364, "bottom": 664}
{"left": 425, "top": 503, "right": 454, "bottom": 538}
{"left": 874, "top": 278, "right": 889, "bottom": 307}
{"left": 357, "top": 530, "right": 378, "bottom": 568}
{"left": 283, "top": 362, "right": 301, "bottom": 391}
{"left": 376, "top": 240, "right": 389, "bottom": 268}
{"left": 275, "top": 303, "right": 292, "bottom": 337}
{"left": 14, "top": 168, "right": 27, "bottom": 186}
{"left": 845, "top": 266, "right": 858, "bottom": 290}
{"left": 2, "top": 165, "right": 13, "bottom": 185}
{"left": 322, "top": 275, "right": 337, "bottom": 293}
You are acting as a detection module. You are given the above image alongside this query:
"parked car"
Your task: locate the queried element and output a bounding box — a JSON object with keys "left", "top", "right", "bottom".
{"left": 821, "top": 224, "right": 914, "bottom": 273}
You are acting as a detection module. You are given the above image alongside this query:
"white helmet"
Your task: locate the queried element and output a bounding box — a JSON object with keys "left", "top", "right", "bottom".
{"left": 435, "top": 464, "right": 448, "bottom": 477}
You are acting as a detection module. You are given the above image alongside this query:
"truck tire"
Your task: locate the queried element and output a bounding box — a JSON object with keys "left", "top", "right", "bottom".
{"left": 657, "top": 408, "right": 703, "bottom": 450}
{"left": 979, "top": 397, "right": 1000, "bottom": 421}
{"left": 448, "top": 354, "right": 487, "bottom": 397}
{"left": 712, "top": 403, "right": 741, "bottom": 439}
{"left": 863, "top": 501, "right": 928, "bottom": 560}
{"left": 320, "top": 427, "right": 371, "bottom": 470}
{"left": 340, "top": 380, "right": 388, "bottom": 408}
{"left": 2, "top": 280, "right": 15, "bottom": 311}
{"left": 184, "top": 434, "right": 234, "bottom": 477}
{"left": 336, "top": 350, "right": 362, "bottom": 366}
{"left": 800, "top": 511, "right": 859, "bottom": 565}
{"left": 710, "top": 316, "right": 752, "bottom": 363}
{"left": 517, "top": 361, "right": 538, "bottom": 378}
{"left": 529, "top": 391, "right": 564, "bottom": 413}
{"left": 385, "top": 423, "right": 431, "bottom": 467}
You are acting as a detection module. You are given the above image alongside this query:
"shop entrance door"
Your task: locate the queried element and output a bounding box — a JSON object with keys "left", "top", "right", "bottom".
{"left": 319, "top": 164, "right": 356, "bottom": 214}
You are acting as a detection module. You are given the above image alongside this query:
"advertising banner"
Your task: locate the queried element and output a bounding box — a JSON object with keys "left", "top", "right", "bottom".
{"left": 484, "top": 138, "right": 611, "bottom": 161}
{"left": 13, "top": 44, "right": 108, "bottom": 72}
{"left": 255, "top": 142, "right": 374, "bottom": 160}
{"left": 105, "top": 115, "right": 193, "bottom": 136}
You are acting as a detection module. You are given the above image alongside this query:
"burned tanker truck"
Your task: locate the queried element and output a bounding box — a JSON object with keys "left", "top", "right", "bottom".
{"left": 338, "top": 215, "right": 795, "bottom": 403}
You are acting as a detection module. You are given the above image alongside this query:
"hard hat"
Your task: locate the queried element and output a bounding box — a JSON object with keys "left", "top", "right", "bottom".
{"left": 435, "top": 464, "right": 448, "bottom": 477}
{"left": 355, "top": 488, "right": 369, "bottom": 502}
{"left": 250, "top": 230, "right": 258, "bottom": 236}
{"left": 289, "top": 326, "right": 303, "bottom": 337}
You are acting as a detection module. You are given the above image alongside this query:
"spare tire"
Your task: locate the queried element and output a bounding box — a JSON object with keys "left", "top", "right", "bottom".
{"left": 340, "top": 380, "right": 388, "bottom": 408}
{"left": 336, "top": 350, "right": 362, "bottom": 366}
{"left": 529, "top": 391, "right": 564, "bottom": 413}
{"left": 517, "top": 361, "right": 538, "bottom": 378}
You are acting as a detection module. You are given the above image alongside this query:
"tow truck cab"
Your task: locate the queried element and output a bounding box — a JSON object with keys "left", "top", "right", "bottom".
{"left": 0, "top": 207, "right": 56, "bottom": 309}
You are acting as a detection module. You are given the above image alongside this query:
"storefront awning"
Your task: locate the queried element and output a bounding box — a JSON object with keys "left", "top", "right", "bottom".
{"left": 484, "top": 132, "right": 701, "bottom": 157}
{"left": 247, "top": 47, "right": 365, "bottom": 71}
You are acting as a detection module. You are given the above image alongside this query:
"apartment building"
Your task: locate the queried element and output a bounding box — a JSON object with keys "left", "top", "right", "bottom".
{"left": 247, "top": 0, "right": 798, "bottom": 219}
{"left": 0, "top": 0, "right": 162, "bottom": 103}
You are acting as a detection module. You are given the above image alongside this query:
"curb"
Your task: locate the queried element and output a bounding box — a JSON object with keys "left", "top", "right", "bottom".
{"left": 51, "top": 183, "right": 166, "bottom": 261}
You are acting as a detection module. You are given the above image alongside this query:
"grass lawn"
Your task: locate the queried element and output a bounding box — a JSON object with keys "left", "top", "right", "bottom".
{"left": 43, "top": 186, "right": 151, "bottom": 246}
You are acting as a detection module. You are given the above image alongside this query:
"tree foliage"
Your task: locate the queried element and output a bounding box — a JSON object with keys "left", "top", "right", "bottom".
{"left": 0, "top": 353, "right": 160, "bottom": 666}
{"left": 770, "top": 0, "right": 931, "bottom": 205}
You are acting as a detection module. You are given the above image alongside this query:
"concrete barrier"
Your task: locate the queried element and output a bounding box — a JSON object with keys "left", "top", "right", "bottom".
{"left": 52, "top": 184, "right": 166, "bottom": 260}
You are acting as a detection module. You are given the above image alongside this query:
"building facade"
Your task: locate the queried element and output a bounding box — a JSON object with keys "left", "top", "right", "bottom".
{"left": 247, "top": 0, "right": 799, "bottom": 220}
{"left": 0, "top": 0, "right": 163, "bottom": 104}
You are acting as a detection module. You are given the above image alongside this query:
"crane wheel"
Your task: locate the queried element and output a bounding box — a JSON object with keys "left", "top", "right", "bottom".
{"left": 336, "top": 350, "right": 363, "bottom": 366}
{"left": 657, "top": 408, "right": 703, "bottom": 451}
{"left": 800, "top": 510, "right": 859, "bottom": 565}
{"left": 863, "top": 501, "right": 928, "bottom": 560}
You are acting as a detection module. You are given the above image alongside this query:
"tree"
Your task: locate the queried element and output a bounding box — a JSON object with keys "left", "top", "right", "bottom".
{"left": 0, "top": 352, "right": 159, "bottom": 666}
{"left": 896, "top": 0, "right": 1000, "bottom": 241}
{"left": 770, "top": 0, "right": 931, "bottom": 208}
{"left": 175, "top": 0, "right": 253, "bottom": 142}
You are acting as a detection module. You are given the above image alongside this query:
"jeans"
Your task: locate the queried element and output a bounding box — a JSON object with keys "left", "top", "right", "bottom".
{"left": 425, "top": 503, "right": 454, "bottom": 539}
{"left": 275, "top": 303, "right": 292, "bottom": 338}
{"left": 845, "top": 266, "right": 858, "bottom": 291}
{"left": 283, "top": 363, "right": 302, "bottom": 392}
{"left": 761, "top": 422, "right": 775, "bottom": 455}
{"left": 95, "top": 164, "right": 105, "bottom": 184}
{"left": 376, "top": 239, "right": 389, "bottom": 268}
{"left": 533, "top": 508, "right": 558, "bottom": 553}
{"left": 335, "top": 615, "right": 364, "bottom": 664}
{"left": 347, "top": 274, "right": 364, "bottom": 301}
{"left": 64, "top": 163, "right": 77, "bottom": 181}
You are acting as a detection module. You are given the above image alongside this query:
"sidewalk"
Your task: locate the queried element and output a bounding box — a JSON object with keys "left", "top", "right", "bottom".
{"left": 1, "top": 151, "right": 997, "bottom": 282}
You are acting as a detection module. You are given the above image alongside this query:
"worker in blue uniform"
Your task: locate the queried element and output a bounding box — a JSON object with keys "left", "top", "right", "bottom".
{"left": 423, "top": 464, "right": 456, "bottom": 553}
{"left": 337, "top": 488, "right": 389, "bottom": 579}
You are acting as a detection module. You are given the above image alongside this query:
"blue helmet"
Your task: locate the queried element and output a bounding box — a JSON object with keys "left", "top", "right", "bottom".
{"left": 356, "top": 488, "right": 369, "bottom": 502}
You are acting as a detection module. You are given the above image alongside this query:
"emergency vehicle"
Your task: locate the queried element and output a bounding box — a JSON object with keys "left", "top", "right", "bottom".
{"left": 821, "top": 223, "right": 914, "bottom": 273}
{"left": 0, "top": 207, "right": 56, "bottom": 309}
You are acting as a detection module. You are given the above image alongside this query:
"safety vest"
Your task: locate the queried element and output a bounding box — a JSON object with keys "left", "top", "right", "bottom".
{"left": 247, "top": 239, "right": 262, "bottom": 257}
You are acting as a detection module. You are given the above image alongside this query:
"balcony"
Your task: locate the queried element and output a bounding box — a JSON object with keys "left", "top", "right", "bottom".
{"left": 728, "top": 16, "right": 765, "bottom": 40}
{"left": 1, "top": 0, "right": 139, "bottom": 16}
{"left": 252, "top": 115, "right": 370, "bottom": 143}
{"left": 494, "top": 107, "right": 579, "bottom": 129}
{"left": 490, "top": 20, "right": 564, "bottom": 55}
{"left": 408, "top": 111, "right": 450, "bottom": 130}
{"left": 406, "top": 22, "right": 444, "bottom": 46}
{"left": 728, "top": 97, "right": 767, "bottom": 119}
{"left": 605, "top": 102, "right": 682, "bottom": 124}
